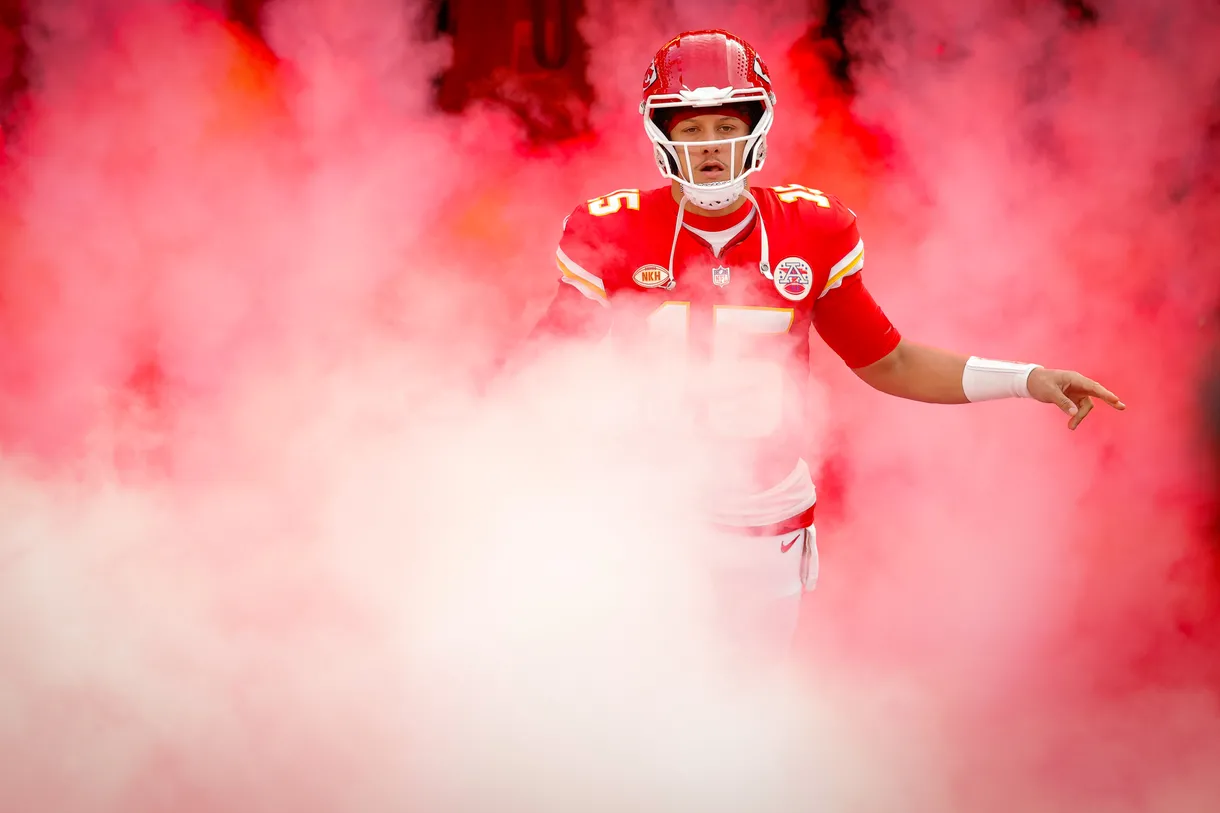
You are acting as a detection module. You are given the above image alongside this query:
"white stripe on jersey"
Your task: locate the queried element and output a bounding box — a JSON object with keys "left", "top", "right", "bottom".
{"left": 818, "top": 238, "right": 865, "bottom": 298}
{"left": 556, "top": 247, "right": 608, "bottom": 305}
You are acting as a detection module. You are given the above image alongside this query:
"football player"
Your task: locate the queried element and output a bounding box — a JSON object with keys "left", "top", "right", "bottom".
{"left": 527, "top": 28, "right": 1125, "bottom": 644}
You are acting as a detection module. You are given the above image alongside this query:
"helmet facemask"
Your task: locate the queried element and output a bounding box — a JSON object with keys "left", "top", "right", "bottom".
{"left": 642, "top": 90, "right": 774, "bottom": 211}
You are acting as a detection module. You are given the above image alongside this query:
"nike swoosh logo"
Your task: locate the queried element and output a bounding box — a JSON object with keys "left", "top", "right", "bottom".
{"left": 780, "top": 532, "right": 801, "bottom": 553}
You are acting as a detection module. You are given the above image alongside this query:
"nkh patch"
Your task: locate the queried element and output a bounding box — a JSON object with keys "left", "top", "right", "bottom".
{"left": 711, "top": 265, "right": 730, "bottom": 287}
{"left": 773, "top": 257, "right": 813, "bottom": 301}
{"left": 632, "top": 264, "right": 671, "bottom": 288}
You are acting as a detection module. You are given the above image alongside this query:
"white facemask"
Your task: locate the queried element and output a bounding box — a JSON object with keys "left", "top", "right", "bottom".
{"left": 642, "top": 91, "right": 775, "bottom": 210}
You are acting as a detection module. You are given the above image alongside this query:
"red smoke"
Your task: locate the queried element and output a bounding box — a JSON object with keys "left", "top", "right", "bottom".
{"left": 0, "top": 0, "right": 1218, "bottom": 811}
{"left": 802, "top": 0, "right": 1220, "bottom": 808}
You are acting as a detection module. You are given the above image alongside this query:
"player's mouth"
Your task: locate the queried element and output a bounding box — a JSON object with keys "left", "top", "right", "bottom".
{"left": 697, "top": 160, "right": 727, "bottom": 179}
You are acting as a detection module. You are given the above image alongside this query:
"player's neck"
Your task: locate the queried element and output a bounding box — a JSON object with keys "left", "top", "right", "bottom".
{"left": 670, "top": 182, "right": 750, "bottom": 218}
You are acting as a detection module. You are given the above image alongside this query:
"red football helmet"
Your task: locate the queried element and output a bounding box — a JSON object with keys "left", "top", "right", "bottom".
{"left": 640, "top": 29, "right": 777, "bottom": 210}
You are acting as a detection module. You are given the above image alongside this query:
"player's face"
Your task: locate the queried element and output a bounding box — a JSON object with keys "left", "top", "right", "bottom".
{"left": 668, "top": 114, "right": 750, "bottom": 184}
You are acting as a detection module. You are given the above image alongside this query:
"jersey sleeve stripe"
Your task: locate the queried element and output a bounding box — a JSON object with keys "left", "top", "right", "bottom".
{"left": 556, "top": 254, "right": 608, "bottom": 305}
{"left": 559, "top": 272, "right": 610, "bottom": 305}
{"left": 819, "top": 239, "right": 865, "bottom": 298}
{"left": 557, "top": 262, "right": 607, "bottom": 300}
{"left": 556, "top": 249, "right": 606, "bottom": 294}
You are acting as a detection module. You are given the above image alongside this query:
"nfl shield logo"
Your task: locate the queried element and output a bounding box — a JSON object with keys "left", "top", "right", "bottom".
{"left": 711, "top": 265, "right": 730, "bottom": 287}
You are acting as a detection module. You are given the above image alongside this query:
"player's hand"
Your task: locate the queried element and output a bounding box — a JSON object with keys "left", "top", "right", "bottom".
{"left": 1027, "top": 368, "right": 1126, "bottom": 430}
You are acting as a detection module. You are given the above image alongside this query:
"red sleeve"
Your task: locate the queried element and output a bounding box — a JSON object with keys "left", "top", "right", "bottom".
{"left": 803, "top": 200, "right": 900, "bottom": 369}
{"left": 529, "top": 280, "right": 611, "bottom": 342}
{"left": 528, "top": 205, "right": 612, "bottom": 342}
{"left": 813, "top": 273, "right": 901, "bottom": 368}
{"left": 554, "top": 205, "right": 612, "bottom": 305}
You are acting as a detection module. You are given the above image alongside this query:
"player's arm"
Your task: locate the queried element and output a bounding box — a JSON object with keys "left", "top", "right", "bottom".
{"left": 806, "top": 231, "right": 1019, "bottom": 405}
{"left": 494, "top": 207, "right": 611, "bottom": 383}
{"left": 850, "top": 340, "right": 974, "bottom": 403}
{"left": 852, "top": 339, "right": 1125, "bottom": 427}
{"left": 528, "top": 242, "right": 611, "bottom": 343}
{"left": 812, "top": 224, "right": 1123, "bottom": 429}
{"left": 540, "top": 186, "right": 644, "bottom": 328}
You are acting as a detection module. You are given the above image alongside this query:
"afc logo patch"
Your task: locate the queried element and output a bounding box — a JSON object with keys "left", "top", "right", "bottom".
{"left": 773, "top": 257, "right": 814, "bottom": 301}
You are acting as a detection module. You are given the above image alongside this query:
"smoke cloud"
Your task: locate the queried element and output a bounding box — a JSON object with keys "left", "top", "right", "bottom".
{"left": 1, "top": 0, "right": 1218, "bottom": 811}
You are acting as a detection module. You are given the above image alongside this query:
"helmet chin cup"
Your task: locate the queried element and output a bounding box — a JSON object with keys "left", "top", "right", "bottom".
{"left": 679, "top": 179, "right": 745, "bottom": 211}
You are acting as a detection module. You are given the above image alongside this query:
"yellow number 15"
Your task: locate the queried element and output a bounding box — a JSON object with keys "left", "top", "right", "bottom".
{"left": 648, "top": 302, "right": 796, "bottom": 440}
{"left": 587, "top": 189, "right": 641, "bottom": 217}
{"left": 773, "top": 183, "right": 830, "bottom": 208}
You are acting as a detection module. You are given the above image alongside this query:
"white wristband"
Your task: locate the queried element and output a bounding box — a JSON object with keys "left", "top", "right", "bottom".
{"left": 962, "top": 356, "right": 1041, "bottom": 402}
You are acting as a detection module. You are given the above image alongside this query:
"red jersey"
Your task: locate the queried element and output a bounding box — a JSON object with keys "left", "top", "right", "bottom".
{"left": 533, "top": 184, "right": 901, "bottom": 533}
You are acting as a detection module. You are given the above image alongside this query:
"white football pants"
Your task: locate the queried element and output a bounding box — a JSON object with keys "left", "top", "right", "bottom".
{"left": 707, "top": 524, "right": 819, "bottom": 658}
